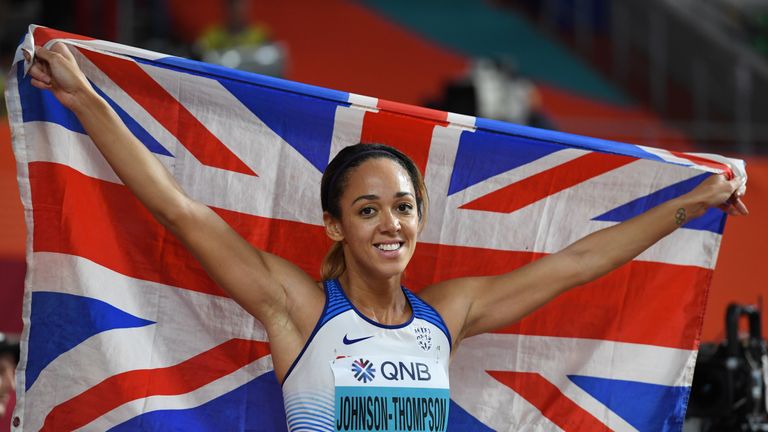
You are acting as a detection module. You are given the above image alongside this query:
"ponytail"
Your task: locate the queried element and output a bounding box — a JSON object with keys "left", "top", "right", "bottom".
{"left": 321, "top": 241, "right": 346, "bottom": 281}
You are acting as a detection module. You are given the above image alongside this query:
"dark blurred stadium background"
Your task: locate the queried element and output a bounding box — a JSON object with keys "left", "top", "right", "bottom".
{"left": 1, "top": 0, "right": 767, "bottom": 430}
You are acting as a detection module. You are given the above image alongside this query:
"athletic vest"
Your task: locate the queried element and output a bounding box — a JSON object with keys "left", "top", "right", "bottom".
{"left": 281, "top": 279, "right": 452, "bottom": 432}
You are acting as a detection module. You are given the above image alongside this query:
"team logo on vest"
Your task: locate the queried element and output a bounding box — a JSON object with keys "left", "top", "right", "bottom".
{"left": 414, "top": 326, "right": 432, "bottom": 351}
{"left": 351, "top": 358, "right": 376, "bottom": 383}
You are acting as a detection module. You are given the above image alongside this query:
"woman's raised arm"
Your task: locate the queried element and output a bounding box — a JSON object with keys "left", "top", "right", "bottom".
{"left": 27, "top": 43, "right": 323, "bottom": 358}
{"left": 422, "top": 171, "right": 747, "bottom": 347}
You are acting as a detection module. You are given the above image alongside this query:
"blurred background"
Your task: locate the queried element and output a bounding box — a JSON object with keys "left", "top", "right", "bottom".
{"left": 1, "top": 0, "right": 767, "bottom": 430}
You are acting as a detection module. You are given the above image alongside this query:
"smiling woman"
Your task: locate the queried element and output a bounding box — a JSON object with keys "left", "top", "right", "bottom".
{"left": 320, "top": 145, "right": 427, "bottom": 284}
{"left": 279, "top": 146, "right": 452, "bottom": 430}
{"left": 25, "top": 41, "right": 748, "bottom": 432}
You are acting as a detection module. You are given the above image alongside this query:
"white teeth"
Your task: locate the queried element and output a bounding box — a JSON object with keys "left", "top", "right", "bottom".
{"left": 376, "top": 243, "right": 401, "bottom": 251}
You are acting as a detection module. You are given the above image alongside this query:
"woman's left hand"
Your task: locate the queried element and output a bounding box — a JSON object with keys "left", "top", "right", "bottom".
{"left": 689, "top": 174, "right": 748, "bottom": 217}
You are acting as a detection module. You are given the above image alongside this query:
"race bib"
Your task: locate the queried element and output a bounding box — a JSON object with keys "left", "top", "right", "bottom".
{"left": 331, "top": 355, "right": 450, "bottom": 432}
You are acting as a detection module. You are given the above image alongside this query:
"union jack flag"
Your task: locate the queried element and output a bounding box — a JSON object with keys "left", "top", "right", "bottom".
{"left": 5, "top": 25, "right": 744, "bottom": 431}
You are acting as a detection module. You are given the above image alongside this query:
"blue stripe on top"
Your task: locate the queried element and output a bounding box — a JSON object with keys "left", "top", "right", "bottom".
{"left": 281, "top": 280, "right": 348, "bottom": 385}
{"left": 318, "top": 279, "right": 352, "bottom": 327}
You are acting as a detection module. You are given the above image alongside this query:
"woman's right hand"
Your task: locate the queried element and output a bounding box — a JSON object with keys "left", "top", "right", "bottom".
{"left": 27, "top": 43, "right": 93, "bottom": 111}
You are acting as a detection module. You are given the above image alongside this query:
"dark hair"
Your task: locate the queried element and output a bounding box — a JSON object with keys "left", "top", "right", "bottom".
{"left": 320, "top": 143, "right": 428, "bottom": 280}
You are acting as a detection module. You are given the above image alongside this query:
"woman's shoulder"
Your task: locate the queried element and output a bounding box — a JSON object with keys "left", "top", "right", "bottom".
{"left": 415, "top": 277, "right": 478, "bottom": 312}
{"left": 414, "top": 278, "right": 479, "bottom": 349}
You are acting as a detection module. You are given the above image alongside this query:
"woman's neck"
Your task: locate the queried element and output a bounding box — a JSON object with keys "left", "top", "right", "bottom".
{"left": 338, "top": 271, "right": 411, "bottom": 326}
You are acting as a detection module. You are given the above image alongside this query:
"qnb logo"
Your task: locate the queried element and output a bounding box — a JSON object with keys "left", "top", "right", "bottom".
{"left": 381, "top": 361, "right": 432, "bottom": 382}
{"left": 351, "top": 358, "right": 376, "bottom": 383}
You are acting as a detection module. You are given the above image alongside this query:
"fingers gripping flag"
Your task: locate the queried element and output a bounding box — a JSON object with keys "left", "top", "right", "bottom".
{"left": 5, "top": 25, "right": 744, "bottom": 431}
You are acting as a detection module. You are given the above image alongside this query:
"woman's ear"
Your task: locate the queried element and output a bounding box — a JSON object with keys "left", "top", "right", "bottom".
{"left": 323, "top": 212, "right": 344, "bottom": 241}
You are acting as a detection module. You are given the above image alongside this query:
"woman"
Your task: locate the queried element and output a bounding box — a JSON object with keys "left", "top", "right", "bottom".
{"left": 27, "top": 42, "right": 747, "bottom": 431}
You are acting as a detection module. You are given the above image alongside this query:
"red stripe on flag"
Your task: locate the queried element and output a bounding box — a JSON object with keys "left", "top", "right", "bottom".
{"left": 33, "top": 26, "right": 95, "bottom": 46}
{"left": 378, "top": 99, "right": 450, "bottom": 125}
{"left": 76, "top": 48, "right": 256, "bottom": 176}
{"left": 460, "top": 152, "right": 636, "bottom": 213}
{"left": 360, "top": 99, "right": 448, "bottom": 175}
{"left": 30, "top": 162, "right": 324, "bottom": 296}
{"left": 668, "top": 151, "right": 734, "bottom": 178}
{"left": 40, "top": 339, "right": 270, "bottom": 431}
{"left": 505, "top": 259, "right": 709, "bottom": 350}
{"left": 31, "top": 162, "right": 706, "bottom": 349}
{"left": 487, "top": 371, "right": 611, "bottom": 431}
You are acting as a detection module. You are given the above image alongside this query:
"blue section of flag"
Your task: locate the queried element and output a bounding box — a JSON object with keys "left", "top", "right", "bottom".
{"left": 135, "top": 55, "right": 348, "bottom": 172}
{"left": 16, "top": 66, "right": 174, "bottom": 157}
{"left": 449, "top": 129, "right": 563, "bottom": 195}
{"left": 216, "top": 78, "right": 340, "bottom": 172}
{"left": 90, "top": 83, "right": 173, "bottom": 157}
{"left": 108, "top": 371, "right": 287, "bottom": 432}
{"left": 593, "top": 173, "right": 727, "bottom": 234}
{"left": 474, "top": 117, "right": 667, "bottom": 164}
{"left": 17, "top": 65, "right": 85, "bottom": 134}
{"left": 569, "top": 375, "right": 689, "bottom": 432}
{"left": 447, "top": 401, "right": 494, "bottom": 431}
{"left": 26, "top": 292, "right": 155, "bottom": 391}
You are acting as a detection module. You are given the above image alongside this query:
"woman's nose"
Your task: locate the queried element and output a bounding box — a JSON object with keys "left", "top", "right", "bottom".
{"left": 380, "top": 211, "right": 401, "bottom": 233}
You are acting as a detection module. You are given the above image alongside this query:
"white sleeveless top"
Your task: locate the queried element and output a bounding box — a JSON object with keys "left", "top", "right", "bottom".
{"left": 281, "top": 279, "right": 452, "bottom": 432}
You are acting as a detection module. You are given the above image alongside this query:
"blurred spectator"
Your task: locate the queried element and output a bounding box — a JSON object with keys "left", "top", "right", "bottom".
{"left": 0, "top": 333, "right": 19, "bottom": 420}
{"left": 472, "top": 57, "right": 551, "bottom": 128}
{"left": 194, "top": 0, "right": 286, "bottom": 76}
{"left": 429, "top": 56, "right": 555, "bottom": 130}
{"left": 0, "top": 356, "right": 14, "bottom": 419}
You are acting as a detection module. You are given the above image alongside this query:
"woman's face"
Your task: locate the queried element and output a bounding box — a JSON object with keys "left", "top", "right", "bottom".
{"left": 330, "top": 157, "right": 420, "bottom": 281}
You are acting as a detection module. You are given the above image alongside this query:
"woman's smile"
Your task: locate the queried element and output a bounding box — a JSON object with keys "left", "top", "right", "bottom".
{"left": 374, "top": 241, "right": 403, "bottom": 252}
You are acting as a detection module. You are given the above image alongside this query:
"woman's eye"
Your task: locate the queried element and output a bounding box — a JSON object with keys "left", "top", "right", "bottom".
{"left": 360, "top": 207, "right": 376, "bottom": 216}
{"left": 397, "top": 203, "right": 414, "bottom": 213}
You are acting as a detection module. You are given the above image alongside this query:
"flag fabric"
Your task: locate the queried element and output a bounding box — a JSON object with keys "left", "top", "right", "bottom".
{"left": 5, "top": 25, "right": 744, "bottom": 431}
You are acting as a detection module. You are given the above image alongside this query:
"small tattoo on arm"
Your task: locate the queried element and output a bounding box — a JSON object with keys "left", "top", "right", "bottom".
{"left": 675, "top": 208, "right": 687, "bottom": 226}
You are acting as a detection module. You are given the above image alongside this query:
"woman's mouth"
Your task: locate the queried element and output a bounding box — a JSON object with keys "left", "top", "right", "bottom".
{"left": 375, "top": 242, "right": 403, "bottom": 252}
